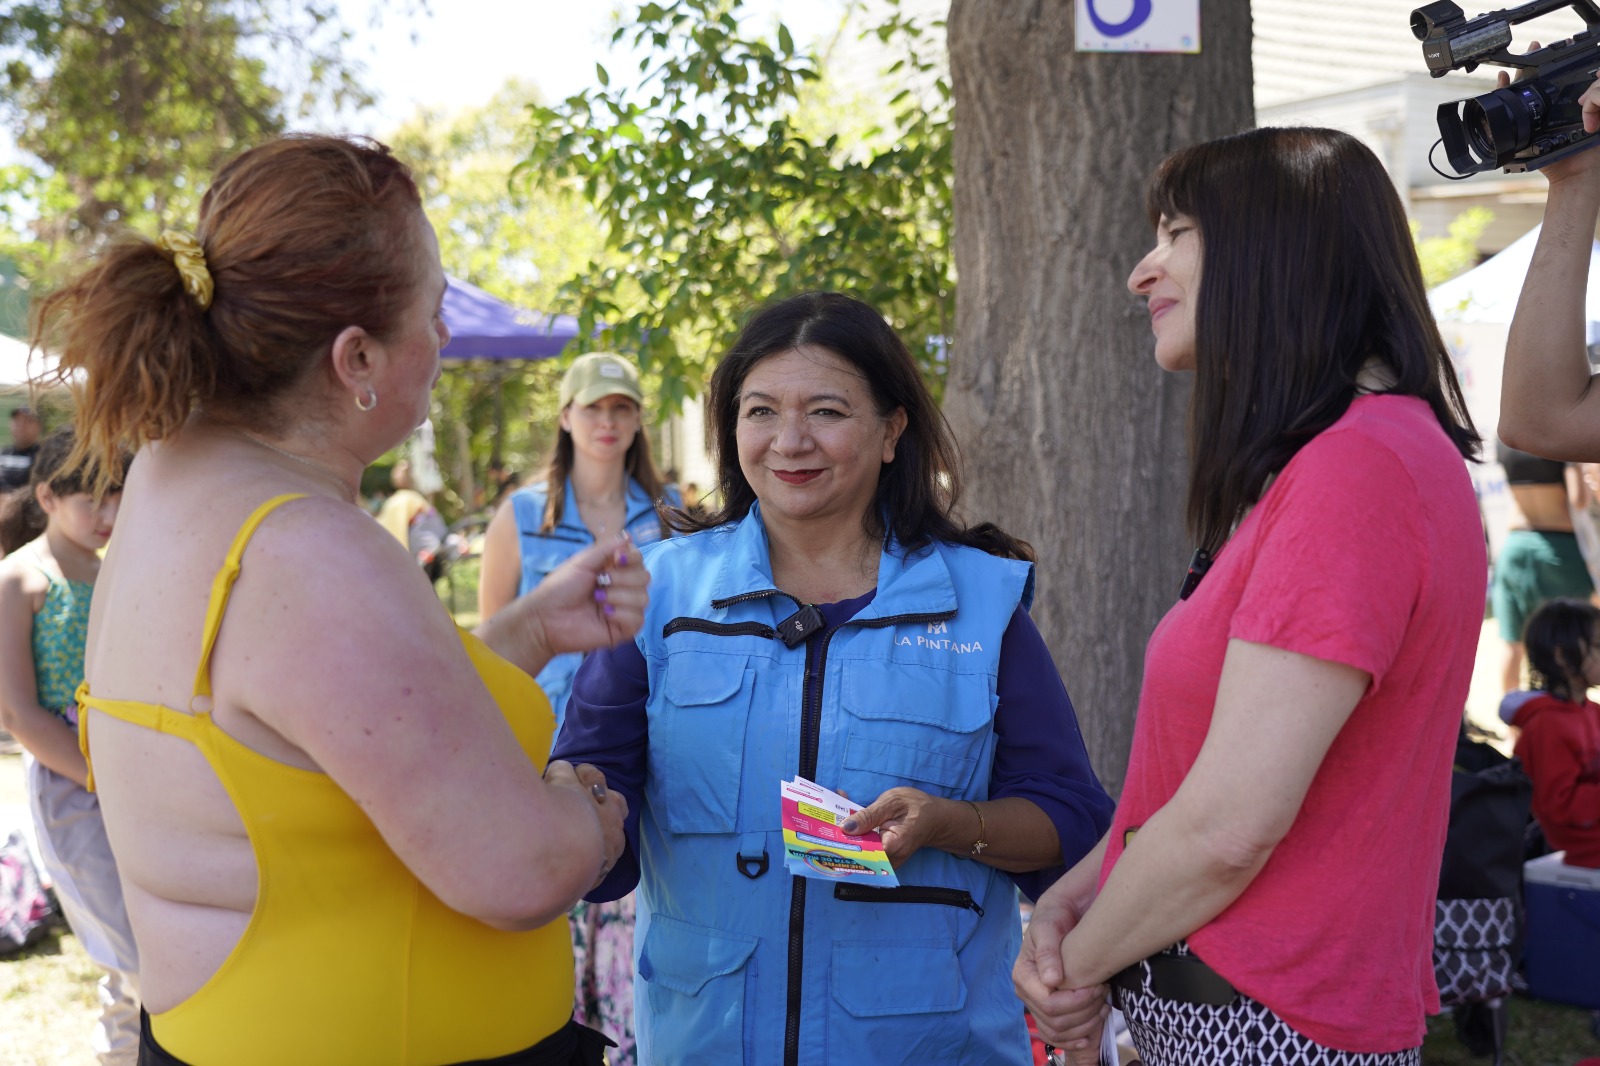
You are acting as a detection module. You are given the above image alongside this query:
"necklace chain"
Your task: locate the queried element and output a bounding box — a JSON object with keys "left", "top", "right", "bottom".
{"left": 234, "top": 428, "right": 358, "bottom": 503}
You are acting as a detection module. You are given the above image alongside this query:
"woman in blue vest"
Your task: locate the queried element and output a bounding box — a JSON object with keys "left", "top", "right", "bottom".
{"left": 480, "top": 350, "right": 676, "bottom": 1066}
{"left": 554, "top": 291, "right": 1115, "bottom": 1065}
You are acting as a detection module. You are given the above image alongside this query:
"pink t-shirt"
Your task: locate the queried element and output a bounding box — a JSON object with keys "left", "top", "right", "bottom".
{"left": 1100, "top": 395, "right": 1486, "bottom": 1052}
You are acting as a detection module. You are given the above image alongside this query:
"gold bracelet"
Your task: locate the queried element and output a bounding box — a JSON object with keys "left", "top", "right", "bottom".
{"left": 966, "top": 800, "right": 988, "bottom": 857}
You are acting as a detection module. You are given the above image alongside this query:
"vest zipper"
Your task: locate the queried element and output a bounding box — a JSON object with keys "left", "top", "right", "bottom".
{"left": 785, "top": 620, "right": 839, "bottom": 1066}
{"left": 783, "top": 603, "right": 961, "bottom": 1066}
{"left": 832, "top": 882, "right": 985, "bottom": 916}
{"left": 711, "top": 587, "right": 795, "bottom": 610}
{"left": 661, "top": 618, "right": 777, "bottom": 639}
{"left": 689, "top": 585, "right": 962, "bottom": 1065}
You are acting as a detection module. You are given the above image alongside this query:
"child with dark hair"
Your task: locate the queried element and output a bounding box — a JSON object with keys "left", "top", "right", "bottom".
{"left": 1500, "top": 597, "right": 1600, "bottom": 869}
{"left": 0, "top": 426, "right": 136, "bottom": 1063}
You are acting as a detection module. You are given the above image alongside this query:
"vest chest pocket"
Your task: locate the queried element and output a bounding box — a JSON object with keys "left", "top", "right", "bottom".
{"left": 638, "top": 914, "right": 758, "bottom": 1064}
{"left": 519, "top": 542, "right": 580, "bottom": 594}
{"left": 837, "top": 668, "right": 995, "bottom": 801}
{"left": 647, "top": 654, "right": 752, "bottom": 834}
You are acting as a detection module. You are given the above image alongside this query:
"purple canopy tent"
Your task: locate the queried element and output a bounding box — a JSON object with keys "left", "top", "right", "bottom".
{"left": 439, "top": 275, "right": 581, "bottom": 361}
{"left": 436, "top": 275, "right": 587, "bottom": 487}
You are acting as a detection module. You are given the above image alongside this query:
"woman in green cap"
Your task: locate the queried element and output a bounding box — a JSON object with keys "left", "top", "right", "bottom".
{"left": 479, "top": 350, "right": 677, "bottom": 1066}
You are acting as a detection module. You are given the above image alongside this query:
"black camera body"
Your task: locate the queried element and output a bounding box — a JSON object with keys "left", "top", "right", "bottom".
{"left": 1415, "top": 0, "right": 1600, "bottom": 174}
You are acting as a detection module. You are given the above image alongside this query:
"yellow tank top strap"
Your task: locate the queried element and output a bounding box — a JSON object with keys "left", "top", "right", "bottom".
{"left": 77, "top": 680, "right": 214, "bottom": 791}
{"left": 192, "top": 494, "right": 307, "bottom": 698}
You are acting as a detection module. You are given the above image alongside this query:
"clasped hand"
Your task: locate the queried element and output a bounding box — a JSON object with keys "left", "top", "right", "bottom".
{"left": 545, "top": 759, "right": 628, "bottom": 890}
{"left": 1012, "top": 889, "right": 1109, "bottom": 1063}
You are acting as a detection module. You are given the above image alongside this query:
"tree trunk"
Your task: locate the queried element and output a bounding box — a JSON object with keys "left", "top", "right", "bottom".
{"left": 944, "top": 1, "right": 1254, "bottom": 795}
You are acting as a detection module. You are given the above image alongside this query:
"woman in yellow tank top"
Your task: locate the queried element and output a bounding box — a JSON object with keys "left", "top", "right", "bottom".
{"left": 30, "top": 135, "right": 648, "bottom": 1066}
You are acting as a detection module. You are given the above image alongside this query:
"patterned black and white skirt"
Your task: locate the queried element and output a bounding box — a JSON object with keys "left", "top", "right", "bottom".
{"left": 1110, "top": 943, "right": 1422, "bottom": 1066}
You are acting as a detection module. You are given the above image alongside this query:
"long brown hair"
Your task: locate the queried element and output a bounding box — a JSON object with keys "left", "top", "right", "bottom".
{"left": 680, "top": 291, "right": 1032, "bottom": 562}
{"left": 30, "top": 134, "right": 427, "bottom": 491}
{"left": 1145, "top": 126, "right": 1480, "bottom": 556}
{"left": 538, "top": 399, "right": 670, "bottom": 539}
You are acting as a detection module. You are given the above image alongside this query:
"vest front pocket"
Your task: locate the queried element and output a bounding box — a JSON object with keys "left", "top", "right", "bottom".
{"left": 649, "top": 654, "right": 752, "bottom": 834}
{"left": 638, "top": 914, "right": 758, "bottom": 1064}
{"left": 837, "top": 668, "right": 994, "bottom": 801}
{"left": 827, "top": 939, "right": 969, "bottom": 1062}
{"left": 519, "top": 543, "right": 579, "bottom": 592}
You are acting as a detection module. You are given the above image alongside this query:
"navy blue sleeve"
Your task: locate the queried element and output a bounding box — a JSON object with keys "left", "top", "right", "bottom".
{"left": 551, "top": 639, "right": 651, "bottom": 903}
{"left": 990, "top": 605, "right": 1117, "bottom": 902}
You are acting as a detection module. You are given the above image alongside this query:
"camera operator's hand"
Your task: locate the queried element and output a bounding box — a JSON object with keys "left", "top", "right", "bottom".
{"left": 1494, "top": 41, "right": 1540, "bottom": 90}
{"left": 1544, "top": 76, "right": 1600, "bottom": 185}
{"left": 1493, "top": 43, "right": 1600, "bottom": 185}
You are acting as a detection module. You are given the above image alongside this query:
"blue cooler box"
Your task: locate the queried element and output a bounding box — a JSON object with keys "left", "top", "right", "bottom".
{"left": 1523, "top": 852, "right": 1600, "bottom": 1009}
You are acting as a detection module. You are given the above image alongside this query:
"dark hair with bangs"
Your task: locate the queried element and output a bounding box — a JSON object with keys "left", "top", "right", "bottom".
{"left": 1146, "top": 126, "right": 1480, "bottom": 555}
{"left": 1524, "top": 597, "right": 1600, "bottom": 702}
{"left": 673, "top": 291, "right": 1032, "bottom": 561}
{"left": 0, "top": 426, "right": 132, "bottom": 553}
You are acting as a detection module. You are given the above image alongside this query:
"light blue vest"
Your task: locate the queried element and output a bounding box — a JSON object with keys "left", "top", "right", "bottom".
{"left": 632, "top": 504, "right": 1035, "bottom": 1066}
{"left": 509, "top": 476, "right": 671, "bottom": 724}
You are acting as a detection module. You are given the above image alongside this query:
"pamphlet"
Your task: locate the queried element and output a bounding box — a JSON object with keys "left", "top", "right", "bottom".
{"left": 780, "top": 777, "right": 899, "bottom": 886}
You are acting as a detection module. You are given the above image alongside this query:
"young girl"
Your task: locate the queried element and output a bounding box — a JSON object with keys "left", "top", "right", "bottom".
{"left": 0, "top": 427, "right": 136, "bottom": 1065}
{"left": 1501, "top": 597, "right": 1600, "bottom": 869}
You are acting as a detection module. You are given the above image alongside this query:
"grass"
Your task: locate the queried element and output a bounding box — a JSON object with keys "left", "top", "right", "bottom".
{"left": 0, "top": 927, "right": 100, "bottom": 1066}
{"left": 437, "top": 553, "right": 481, "bottom": 629}
{"left": 1422, "top": 997, "right": 1600, "bottom": 1064}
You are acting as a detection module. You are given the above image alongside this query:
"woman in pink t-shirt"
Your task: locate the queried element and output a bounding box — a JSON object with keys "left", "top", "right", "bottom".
{"left": 1015, "top": 127, "right": 1487, "bottom": 1063}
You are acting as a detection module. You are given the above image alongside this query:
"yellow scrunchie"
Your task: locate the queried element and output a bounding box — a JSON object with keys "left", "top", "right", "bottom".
{"left": 157, "top": 229, "right": 214, "bottom": 311}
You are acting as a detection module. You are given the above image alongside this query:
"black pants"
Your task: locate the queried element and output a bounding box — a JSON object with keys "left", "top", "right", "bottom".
{"left": 139, "top": 1011, "right": 615, "bottom": 1066}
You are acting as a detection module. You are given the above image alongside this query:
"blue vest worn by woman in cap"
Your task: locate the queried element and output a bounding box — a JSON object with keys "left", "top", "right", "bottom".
{"left": 508, "top": 477, "right": 673, "bottom": 724}
{"left": 632, "top": 505, "right": 1034, "bottom": 1066}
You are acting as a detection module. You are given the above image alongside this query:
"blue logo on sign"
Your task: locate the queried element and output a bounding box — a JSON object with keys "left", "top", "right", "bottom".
{"left": 1085, "top": 0, "right": 1153, "bottom": 37}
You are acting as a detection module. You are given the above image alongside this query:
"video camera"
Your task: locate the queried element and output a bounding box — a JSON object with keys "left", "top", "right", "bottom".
{"left": 1414, "top": 0, "right": 1600, "bottom": 174}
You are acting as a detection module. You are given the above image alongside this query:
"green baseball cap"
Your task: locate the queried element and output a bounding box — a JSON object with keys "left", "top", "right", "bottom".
{"left": 560, "top": 352, "right": 643, "bottom": 409}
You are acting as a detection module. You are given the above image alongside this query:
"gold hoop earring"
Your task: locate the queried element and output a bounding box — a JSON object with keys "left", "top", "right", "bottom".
{"left": 355, "top": 386, "right": 378, "bottom": 413}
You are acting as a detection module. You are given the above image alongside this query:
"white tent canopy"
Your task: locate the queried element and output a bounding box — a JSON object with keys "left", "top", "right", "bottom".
{"left": 1428, "top": 223, "right": 1600, "bottom": 344}
{"left": 0, "top": 332, "right": 57, "bottom": 389}
{"left": 1429, "top": 224, "right": 1600, "bottom": 565}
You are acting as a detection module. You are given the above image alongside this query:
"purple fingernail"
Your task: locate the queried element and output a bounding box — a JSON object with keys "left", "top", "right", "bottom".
{"left": 616, "top": 551, "right": 629, "bottom": 566}
{"left": 603, "top": 603, "right": 615, "bottom": 616}
{"left": 594, "top": 589, "right": 608, "bottom": 603}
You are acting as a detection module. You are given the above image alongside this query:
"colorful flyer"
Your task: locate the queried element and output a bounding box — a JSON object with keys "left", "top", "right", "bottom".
{"left": 780, "top": 777, "right": 898, "bottom": 885}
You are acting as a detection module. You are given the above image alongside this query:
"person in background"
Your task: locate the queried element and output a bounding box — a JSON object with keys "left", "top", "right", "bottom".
{"left": 1500, "top": 598, "right": 1600, "bottom": 868}
{"left": 1492, "top": 442, "right": 1593, "bottom": 692}
{"left": 481, "top": 461, "right": 522, "bottom": 513}
{"left": 375, "top": 459, "right": 451, "bottom": 581}
{"left": 554, "top": 290, "right": 1114, "bottom": 1065}
{"left": 1502, "top": 75, "right": 1600, "bottom": 460}
{"left": 0, "top": 405, "right": 44, "bottom": 492}
{"left": 1016, "top": 127, "right": 1485, "bottom": 1063}
{"left": 478, "top": 351, "right": 676, "bottom": 1066}
{"left": 0, "top": 427, "right": 135, "bottom": 1064}
{"left": 35, "top": 133, "right": 641, "bottom": 1066}
{"left": 681, "top": 480, "right": 708, "bottom": 519}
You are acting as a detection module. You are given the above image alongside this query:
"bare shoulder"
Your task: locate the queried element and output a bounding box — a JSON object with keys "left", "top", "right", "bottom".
{"left": 0, "top": 546, "right": 50, "bottom": 604}
{"left": 232, "top": 495, "right": 446, "bottom": 626}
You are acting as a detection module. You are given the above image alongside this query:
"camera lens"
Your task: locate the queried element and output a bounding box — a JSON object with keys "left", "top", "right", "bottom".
{"left": 1464, "top": 87, "right": 1536, "bottom": 164}
{"left": 1465, "top": 100, "right": 1498, "bottom": 158}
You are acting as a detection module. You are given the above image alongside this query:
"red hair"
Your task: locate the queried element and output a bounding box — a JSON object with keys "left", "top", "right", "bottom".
{"left": 31, "top": 134, "right": 425, "bottom": 487}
